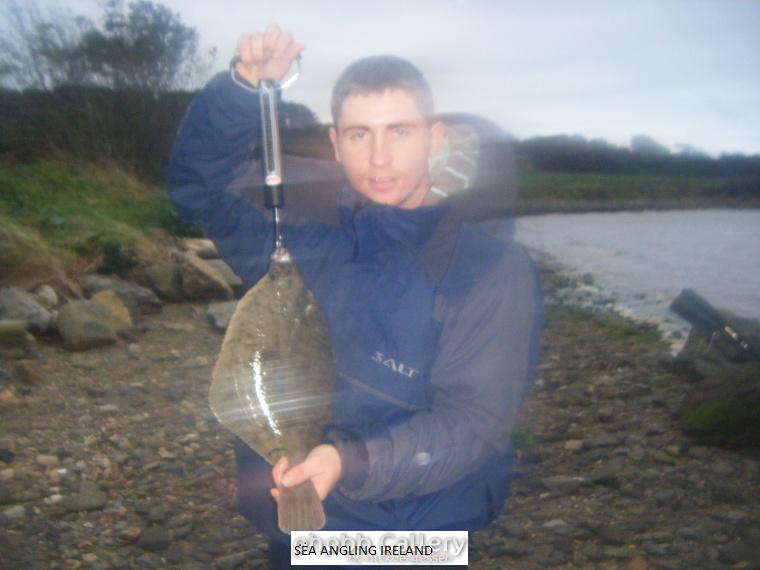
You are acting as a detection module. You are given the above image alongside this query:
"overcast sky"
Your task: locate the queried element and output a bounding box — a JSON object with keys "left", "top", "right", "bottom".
{"left": 35, "top": 0, "right": 760, "bottom": 156}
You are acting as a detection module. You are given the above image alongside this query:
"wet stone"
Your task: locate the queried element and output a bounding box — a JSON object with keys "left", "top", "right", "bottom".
{"left": 137, "top": 525, "right": 171, "bottom": 552}
{"left": 62, "top": 481, "right": 107, "bottom": 512}
{"left": 488, "top": 538, "right": 532, "bottom": 557}
{"left": 598, "top": 525, "right": 627, "bottom": 546}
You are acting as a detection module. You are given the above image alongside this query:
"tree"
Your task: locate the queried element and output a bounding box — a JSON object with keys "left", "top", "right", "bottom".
{"left": 77, "top": 0, "right": 216, "bottom": 92}
{"left": 0, "top": 0, "right": 215, "bottom": 92}
{"left": 630, "top": 134, "right": 670, "bottom": 155}
{"left": 0, "top": 1, "right": 93, "bottom": 89}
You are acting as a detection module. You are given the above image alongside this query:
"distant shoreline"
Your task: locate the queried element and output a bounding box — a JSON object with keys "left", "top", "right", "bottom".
{"left": 514, "top": 198, "right": 760, "bottom": 216}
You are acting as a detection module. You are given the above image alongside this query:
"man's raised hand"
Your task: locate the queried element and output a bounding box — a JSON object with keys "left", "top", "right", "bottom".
{"left": 234, "top": 24, "right": 305, "bottom": 87}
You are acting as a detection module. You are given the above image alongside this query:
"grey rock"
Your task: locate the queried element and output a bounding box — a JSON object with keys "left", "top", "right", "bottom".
{"left": 181, "top": 238, "right": 218, "bottom": 259}
{"left": 35, "top": 454, "right": 59, "bottom": 467}
{"left": 487, "top": 539, "right": 532, "bottom": 557}
{"left": 541, "top": 475, "right": 586, "bottom": 494}
{"left": 0, "top": 288, "right": 51, "bottom": 333}
{"left": 62, "top": 481, "right": 107, "bottom": 512}
{"left": 179, "top": 253, "right": 234, "bottom": 301}
{"left": 597, "top": 525, "right": 627, "bottom": 546}
{"left": 720, "top": 541, "right": 760, "bottom": 566}
{"left": 56, "top": 300, "right": 117, "bottom": 351}
{"left": 585, "top": 434, "right": 623, "bottom": 448}
{"left": 206, "top": 301, "right": 238, "bottom": 332}
{"left": 0, "top": 320, "right": 36, "bottom": 353}
{"left": 33, "top": 285, "right": 58, "bottom": 309}
{"left": 587, "top": 464, "right": 622, "bottom": 488}
{"left": 144, "top": 263, "right": 184, "bottom": 302}
{"left": 81, "top": 275, "right": 162, "bottom": 315}
{"left": 499, "top": 520, "right": 528, "bottom": 539}
{"left": 205, "top": 259, "right": 242, "bottom": 289}
{"left": 641, "top": 540, "right": 670, "bottom": 556}
{"left": 653, "top": 489, "right": 682, "bottom": 508}
{"left": 603, "top": 546, "right": 632, "bottom": 559}
{"left": 542, "top": 518, "right": 568, "bottom": 530}
{"left": 675, "top": 525, "right": 706, "bottom": 541}
{"left": 713, "top": 509, "right": 749, "bottom": 526}
{"left": 138, "top": 525, "right": 171, "bottom": 552}
{"left": 2, "top": 505, "right": 26, "bottom": 520}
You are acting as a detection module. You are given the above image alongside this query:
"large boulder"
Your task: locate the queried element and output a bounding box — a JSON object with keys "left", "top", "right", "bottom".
{"left": 674, "top": 313, "right": 760, "bottom": 448}
{"left": 206, "top": 301, "right": 238, "bottom": 332}
{"left": 0, "top": 287, "right": 52, "bottom": 333}
{"left": 56, "top": 301, "right": 118, "bottom": 351}
{"left": 90, "top": 290, "right": 134, "bottom": 334}
{"left": 33, "top": 285, "right": 58, "bottom": 310}
{"left": 204, "top": 259, "right": 243, "bottom": 290}
{"left": 80, "top": 275, "right": 162, "bottom": 315}
{"left": 0, "top": 320, "right": 36, "bottom": 355}
{"left": 178, "top": 253, "right": 233, "bottom": 302}
{"left": 144, "top": 262, "right": 184, "bottom": 302}
{"left": 181, "top": 238, "right": 218, "bottom": 259}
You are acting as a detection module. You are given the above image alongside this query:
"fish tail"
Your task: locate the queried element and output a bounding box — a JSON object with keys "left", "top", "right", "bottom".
{"left": 277, "top": 480, "right": 326, "bottom": 533}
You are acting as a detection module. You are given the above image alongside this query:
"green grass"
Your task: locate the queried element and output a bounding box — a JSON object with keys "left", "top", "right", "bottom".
{"left": 518, "top": 171, "right": 760, "bottom": 208}
{"left": 0, "top": 160, "right": 201, "bottom": 280}
{"left": 2, "top": 161, "right": 173, "bottom": 247}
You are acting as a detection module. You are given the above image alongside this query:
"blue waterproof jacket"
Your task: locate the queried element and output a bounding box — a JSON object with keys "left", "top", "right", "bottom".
{"left": 168, "top": 72, "right": 542, "bottom": 545}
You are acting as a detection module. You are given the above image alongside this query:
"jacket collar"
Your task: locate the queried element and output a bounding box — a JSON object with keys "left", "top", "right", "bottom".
{"left": 338, "top": 185, "right": 449, "bottom": 262}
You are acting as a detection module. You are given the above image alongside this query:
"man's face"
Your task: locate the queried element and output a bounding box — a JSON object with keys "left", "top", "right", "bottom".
{"left": 329, "top": 89, "right": 445, "bottom": 210}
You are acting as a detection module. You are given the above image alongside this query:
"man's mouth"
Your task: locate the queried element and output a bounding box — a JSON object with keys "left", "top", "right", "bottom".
{"left": 368, "top": 177, "right": 397, "bottom": 192}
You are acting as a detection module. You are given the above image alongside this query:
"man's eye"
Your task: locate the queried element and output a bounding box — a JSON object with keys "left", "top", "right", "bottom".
{"left": 394, "top": 128, "right": 410, "bottom": 137}
{"left": 349, "top": 131, "right": 366, "bottom": 141}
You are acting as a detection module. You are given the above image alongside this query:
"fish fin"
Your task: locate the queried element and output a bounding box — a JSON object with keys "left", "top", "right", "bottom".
{"left": 277, "top": 480, "right": 326, "bottom": 533}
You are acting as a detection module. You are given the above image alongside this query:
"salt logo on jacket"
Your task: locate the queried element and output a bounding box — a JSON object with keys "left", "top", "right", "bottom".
{"left": 371, "top": 351, "right": 420, "bottom": 379}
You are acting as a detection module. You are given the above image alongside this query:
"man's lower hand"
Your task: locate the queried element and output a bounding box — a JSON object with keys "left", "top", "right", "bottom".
{"left": 270, "top": 444, "right": 342, "bottom": 502}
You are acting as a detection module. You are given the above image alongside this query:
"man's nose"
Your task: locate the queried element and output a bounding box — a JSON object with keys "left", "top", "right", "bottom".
{"left": 370, "top": 136, "right": 391, "bottom": 167}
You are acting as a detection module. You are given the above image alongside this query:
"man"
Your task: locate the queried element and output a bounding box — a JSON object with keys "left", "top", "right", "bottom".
{"left": 169, "top": 24, "right": 542, "bottom": 564}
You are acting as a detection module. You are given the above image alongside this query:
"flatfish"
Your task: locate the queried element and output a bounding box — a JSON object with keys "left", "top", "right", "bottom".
{"left": 210, "top": 246, "right": 334, "bottom": 532}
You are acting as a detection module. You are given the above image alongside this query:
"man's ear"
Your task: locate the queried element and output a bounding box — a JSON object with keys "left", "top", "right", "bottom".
{"left": 428, "top": 120, "right": 446, "bottom": 157}
{"left": 329, "top": 127, "right": 342, "bottom": 162}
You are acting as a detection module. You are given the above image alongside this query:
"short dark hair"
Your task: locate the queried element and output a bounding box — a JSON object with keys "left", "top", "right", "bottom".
{"left": 331, "top": 55, "right": 434, "bottom": 125}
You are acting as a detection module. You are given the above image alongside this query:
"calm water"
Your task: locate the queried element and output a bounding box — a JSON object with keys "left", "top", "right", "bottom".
{"left": 515, "top": 209, "right": 760, "bottom": 339}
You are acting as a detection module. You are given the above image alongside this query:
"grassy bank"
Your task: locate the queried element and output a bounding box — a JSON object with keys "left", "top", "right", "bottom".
{"left": 518, "top": 170, "right": 760, "bottom": 211}
{"left": 0, "top": 160, "right": 199, "bottom": 286}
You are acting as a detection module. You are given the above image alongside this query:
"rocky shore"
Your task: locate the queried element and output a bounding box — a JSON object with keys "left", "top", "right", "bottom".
{"left": 1, "top": 245, "right": 759, "bottom": 569}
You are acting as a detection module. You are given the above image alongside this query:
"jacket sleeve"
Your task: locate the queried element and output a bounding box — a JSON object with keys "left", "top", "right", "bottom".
{"left": 167, "top": 71, "right": 275, "bottom": 288}
{"left": 332, "top": 243, "right": 543, "bottom": 502}
{"left": 167, "top": 72, "right": 344, "bottom": 288}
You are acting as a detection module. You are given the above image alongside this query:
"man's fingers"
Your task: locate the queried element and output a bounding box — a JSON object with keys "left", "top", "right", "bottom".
{"left": 281, "top": 460, "right": 318, "bottom": 488}
{"left": 271, "top": 456, "right": 289, "bottom": 487}
{"left": 264, "top": 23, "right": 281, "bottom": 56}
{"left": 250, "top": 33, "right": 265, "bottom": 64}
{"left": 273, "top": 30, "right": 293, "bottom": 59}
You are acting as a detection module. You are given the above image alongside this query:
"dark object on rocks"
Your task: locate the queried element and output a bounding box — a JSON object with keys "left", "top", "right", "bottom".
{"left": 0, "top": 449, "right": 15, "bottom": 463}
{"left": 671, "top": 289, "right": 760, "bottom": 362}
{"left": 62, "top": 481, "right": 108, "bottom": 512}
{"left": 671, "top": 296, "right": 760, "bottom": 449}
{"left": 137, "top": 525, "right": 171, "bottom": 552}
